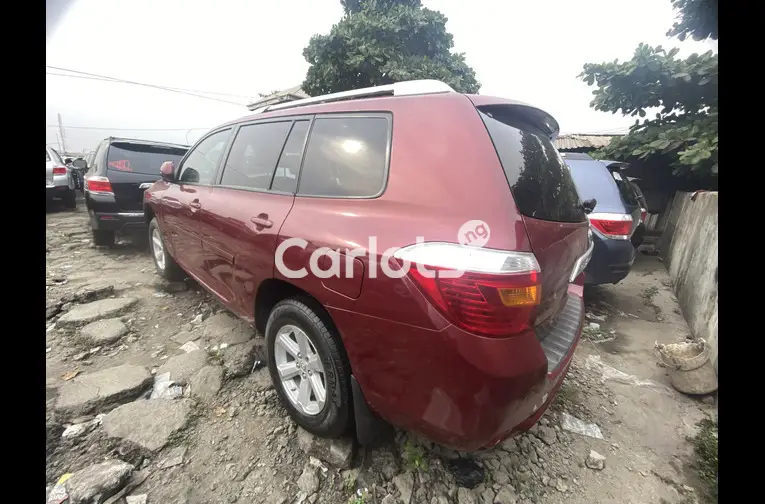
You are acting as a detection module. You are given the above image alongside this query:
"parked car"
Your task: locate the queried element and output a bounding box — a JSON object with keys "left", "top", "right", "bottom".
{"left": 46, "top": 146, "right": 77, "bottom": 208}
{"left": 144, "top": 80, "right": 593, "bottom": 451}
{"left": 83, "top": 137, "right": 188, "bottom": 247}
{"left": 563, "top": 153, "right": 641, "bottom": 285}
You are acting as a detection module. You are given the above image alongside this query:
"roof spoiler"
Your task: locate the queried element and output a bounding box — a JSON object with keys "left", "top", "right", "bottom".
{"left": 601, "top": 160, "right": 630, "bottom": 172}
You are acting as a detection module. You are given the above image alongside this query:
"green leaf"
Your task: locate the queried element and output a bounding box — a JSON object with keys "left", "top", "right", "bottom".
{"left": 638, "top": 109, "right": 646, "bottom": 117}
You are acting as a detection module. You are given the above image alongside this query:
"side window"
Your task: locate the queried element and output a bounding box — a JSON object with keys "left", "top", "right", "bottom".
{"left": 179, "top": 129, "right": 231, "bottom": 184}
{"left": 87, "top": 141, "right": 106, "bottom": 176}
{"left": 272, "top": 121, "right": 310, "bottom": 193}
{"left": 219, "top": 122, "right": 292, "bottom": 190}
{"left": 298, "top": 116, "right": 390, "bottom": 198}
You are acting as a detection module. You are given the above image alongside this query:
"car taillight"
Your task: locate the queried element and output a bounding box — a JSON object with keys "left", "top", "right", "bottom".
{"left": 588, "top": 213, "right": 633, "bottom": 240}
{"left": 52, "top": 166, "right": 67, "bottom": 175}
{"left": 393, "top": 243, "right": 541, "bottom": 338}
{"left": 86, "top": 176, "right": 113, "bottom": 194}
{"left": 640, "top": 209, "right": 647, "bottom": 222}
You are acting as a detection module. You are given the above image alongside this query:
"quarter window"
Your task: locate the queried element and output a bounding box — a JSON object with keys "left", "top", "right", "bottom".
{"left": 272, "top": 121, "right": 310, "bottom": 193}
{"left": 298, "top": 116, "right": 390, "bottom": 198}
{"left": 179, "top": 129, "right": 231, "bottom": 184}
{"left": 220, "top": 122, "right": 292, "bottom": 190}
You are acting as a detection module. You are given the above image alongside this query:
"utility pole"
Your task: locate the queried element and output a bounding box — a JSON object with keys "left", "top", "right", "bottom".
{"left": 57, "top": 113, "right": 68, "bottom": 153}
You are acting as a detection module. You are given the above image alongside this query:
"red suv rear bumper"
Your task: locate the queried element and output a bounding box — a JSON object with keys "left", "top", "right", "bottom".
{"left": 329, "top": 283, "right": 584, "bottom": 452}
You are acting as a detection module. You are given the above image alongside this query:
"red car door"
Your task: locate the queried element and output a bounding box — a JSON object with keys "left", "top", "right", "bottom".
{"left": 159, "top": 128, "right": 233, "bottom": 287}
{"left": 199, "top": 119, "right": 310, "bottom": 321}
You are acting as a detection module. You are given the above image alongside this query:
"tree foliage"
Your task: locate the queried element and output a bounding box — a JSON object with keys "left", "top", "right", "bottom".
{"left": 667, "top": 0, "right": 718, "bottom": 41}
{"left": 302, "top": 0, "right": 479, "bottom": 97}
{"left": 580, "top": 1, "right": 717, "bottom": 187}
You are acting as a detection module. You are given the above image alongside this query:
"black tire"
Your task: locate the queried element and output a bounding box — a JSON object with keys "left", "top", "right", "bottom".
{"left": 63, "top": 190, "right": 77, "bottom": 209}
{"left": 148, "top": 218, "right": 185, "bottom": 281}
{"left": 266, "top": 298, "right": 352, "bottom": 438}
{"left": 92, "top": 229, "right": 115, "bottom": 247}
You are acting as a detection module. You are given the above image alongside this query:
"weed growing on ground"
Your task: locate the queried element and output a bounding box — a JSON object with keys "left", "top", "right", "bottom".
{"left": 640, "top": 286, "right": 659, "bottom": 305}
{"left": 402, "top": 441, "right": 428, "bottom": 472}
{"left": 347, "top": 488, "right": 369, "bottom": 504}
{"left": 551, "top": 381, "right": 579, "bottom": 411}
{"left": 582, "top": 325, "right": 612, "bottom": 342}
{"left": 343, "top": 472, "right": 357, "bottom": 494}
{"left": 688, "top": 417, "right": 718, "bottom": 503}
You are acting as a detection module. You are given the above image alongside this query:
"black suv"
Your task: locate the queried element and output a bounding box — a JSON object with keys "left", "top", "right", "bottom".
{"left": 83, "top": 137, "right": 188, "bottom": 246}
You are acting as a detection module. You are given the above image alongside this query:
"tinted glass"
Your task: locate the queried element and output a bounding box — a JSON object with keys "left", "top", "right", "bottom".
{"left": 220, "top": 122, "right": 291, "bottom": 190}
{"left": 611, "top": 171, "right": 640, "bottom": 206}
{"left": 566, "top": 159, "right": 631, "bottom": 214}
{"left": 478, "top": 107, "right": 585, "bottom": 223}
{"left": 179, "top": 130, "right": 230, "bottom": 184}
{"left": 107, "top": 143, "right": 187, "bottom": 176}
{"left": 298, "top": 116, "right": 389, "bottom": 197}
{"left": 272, "top": 121, "right": 309, "bottom": 193}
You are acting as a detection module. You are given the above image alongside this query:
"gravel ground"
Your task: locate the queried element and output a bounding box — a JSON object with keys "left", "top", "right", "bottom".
{"left": 45, "top": 200, "right": 717, "bottom": 504}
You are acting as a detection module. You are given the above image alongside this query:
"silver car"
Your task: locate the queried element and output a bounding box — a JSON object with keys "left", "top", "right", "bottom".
{"left": 46, "top": 146, "right": 77, "bottom": 208}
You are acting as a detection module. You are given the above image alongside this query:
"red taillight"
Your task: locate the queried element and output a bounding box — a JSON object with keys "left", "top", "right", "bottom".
{"left": 588, "top": 213, "right": 633, "bottom": 239}
{"left": 394, "top": 243, "right": 541, "bottom": 338}
{"left": 52, "top": 166, "right": 67, "bottom": 175}
{"left": 86, "top": 176, "right": 113, "bottom": 194}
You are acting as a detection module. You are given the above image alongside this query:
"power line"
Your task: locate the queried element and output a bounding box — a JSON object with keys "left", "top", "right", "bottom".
{"left": 46, "top": 124, "right": 212, "bottom": 132}
{"left": 46, "top": 65, "right": 251, "bottom": 106}
{"left": 45, "top": 71, "right": 256, "bottom": 100}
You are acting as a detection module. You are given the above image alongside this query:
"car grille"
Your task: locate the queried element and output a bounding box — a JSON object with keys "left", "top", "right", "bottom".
{"left": 535, "top": 294, "right": 582, "bottom": 371}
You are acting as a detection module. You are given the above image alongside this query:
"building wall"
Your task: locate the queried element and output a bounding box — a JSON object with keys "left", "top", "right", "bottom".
{"left": 660, "top": 191, "right": 718, "bottom": 373}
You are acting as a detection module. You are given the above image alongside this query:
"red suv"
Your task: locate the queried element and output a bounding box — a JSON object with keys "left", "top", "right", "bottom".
{"left": 144, "top": 80, "right": 593, "bottom": 451}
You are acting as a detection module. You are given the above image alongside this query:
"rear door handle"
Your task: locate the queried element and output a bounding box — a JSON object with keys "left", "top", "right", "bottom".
{"left": 251, "top": 216, "right": 273, "bottom": 228}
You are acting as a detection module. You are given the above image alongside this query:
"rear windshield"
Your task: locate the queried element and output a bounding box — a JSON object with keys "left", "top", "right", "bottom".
{"left": 47, "top": 148, "right": 64, "bottom": 165}
{"left": 613, "top": 172, "right": 640, "bottom": 206}
{"left": 565, "top": 159, "right": 635, "bottom": 213}
{"left": 107, "top": 142, "right": 187, "bottom": 175}
{"left": 478, "top": 106, "right": 585, "bottom": 223}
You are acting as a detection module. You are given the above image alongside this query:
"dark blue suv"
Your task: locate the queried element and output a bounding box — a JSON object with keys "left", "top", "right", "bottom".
{"left": 563, "top": 153, "right": 641, "bottom": 285}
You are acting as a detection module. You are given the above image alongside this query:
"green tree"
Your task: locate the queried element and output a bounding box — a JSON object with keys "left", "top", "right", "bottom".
{"left": 667, "top": 0, "right": 718, "bottom": 41}
{"left": 302, "top": 0, "right": 480, "bottom": 97}
{"left": 579, "top": 0, "right": 717, "bottom": 188}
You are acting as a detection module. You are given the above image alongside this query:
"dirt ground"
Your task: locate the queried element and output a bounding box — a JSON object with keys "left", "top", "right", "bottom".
{"left": 45, "top": 198, "right": 717, "bottom": 504}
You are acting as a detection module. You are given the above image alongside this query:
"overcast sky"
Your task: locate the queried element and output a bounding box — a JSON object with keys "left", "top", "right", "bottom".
{"left": 46, "top": 0, "right": 717, "bottom": 153}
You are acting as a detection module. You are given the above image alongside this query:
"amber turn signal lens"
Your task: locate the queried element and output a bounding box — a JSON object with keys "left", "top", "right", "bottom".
{"left": 498, "top": 285, "right": 540, "bottom": 307}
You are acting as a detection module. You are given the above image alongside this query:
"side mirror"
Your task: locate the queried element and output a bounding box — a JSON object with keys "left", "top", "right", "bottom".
{"left": 72, "top": 158, "right": 88, "bottom": 170}
{"left": 160, "top": 161, "right": 176, "bottom": 182}
{"left": 64, "top": 158, "right": 73, "bottom": 165}
{"left": 582, "top": 198, "right": 597, "bottom": 214}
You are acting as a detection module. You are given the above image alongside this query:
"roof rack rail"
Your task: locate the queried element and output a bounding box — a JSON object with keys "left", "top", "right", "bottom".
{"left": 252, "top": 79, "right": 455, "bottom": 114}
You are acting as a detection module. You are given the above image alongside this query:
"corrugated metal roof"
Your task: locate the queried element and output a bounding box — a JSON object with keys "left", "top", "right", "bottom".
{"left": 555, "top": 134, "right": 622, "bottom": 150}
{"left": 247, "top": 86, "right": 310, "bottom": 110}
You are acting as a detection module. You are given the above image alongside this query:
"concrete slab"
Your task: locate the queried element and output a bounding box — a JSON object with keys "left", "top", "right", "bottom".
{"left": 80, "top": 318, "right": 128, "bottom": 345}
{"left": 222, "top": 339, "right": 263, "bottom": 377}
{"left": 188, "top": 365, "right": 223, "bottom": 400}
{"left": 156, "top": 350, "right": 208, "bottom": 385}
{"left": 56, "top": 364, "right": 152, "bottom": 418}
{"left": 102, "top": 399, "right": 192, "bottom": 451}
{"left": 57, "top": 297, "right": 138, "bottom": 328}
{"left": 66, "top": 460, "right": 134, "bottom": 504}
{"left": 200, "top": 312, "right": 252, "bottom": 345}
